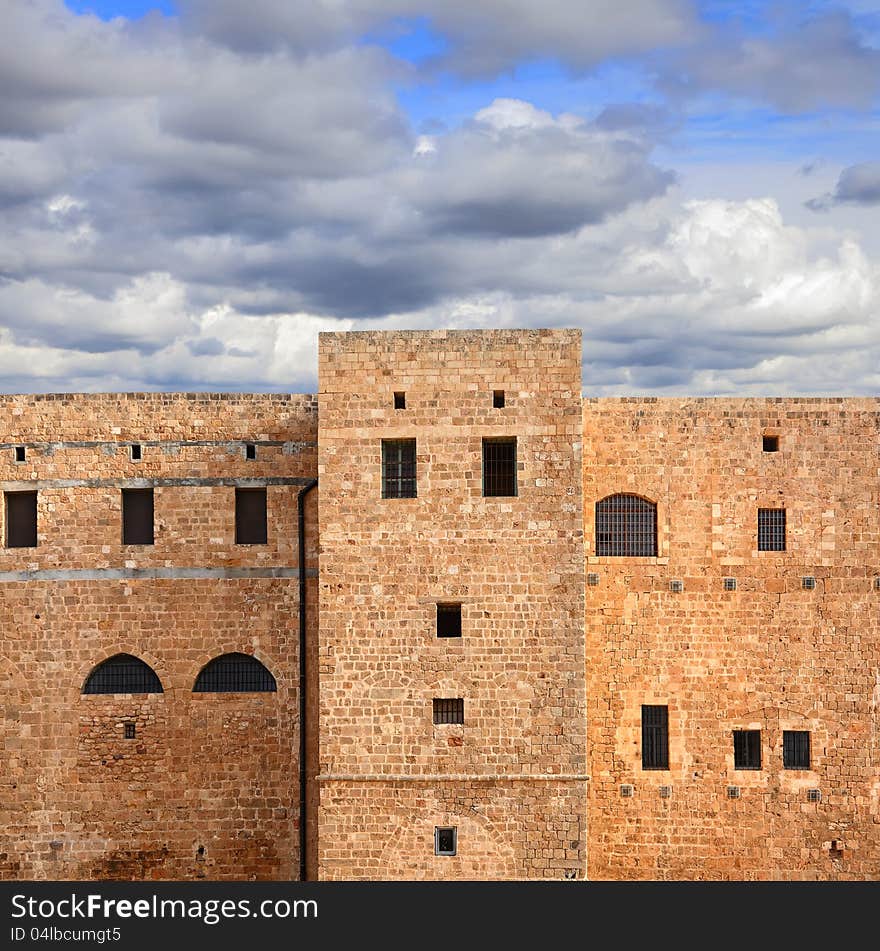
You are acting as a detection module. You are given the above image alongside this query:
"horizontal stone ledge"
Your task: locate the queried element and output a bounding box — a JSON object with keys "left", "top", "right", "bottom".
{"left": 0, "top": 476, "right": 317, "bottom": 490}
{"left": 0, "top": 566, "right": 317, "bottom": 582}
{"left": 318, "top": 774, "right": 590, "bottom": 782}
{"left": 0, "top": 439, "right": 317, "bottom": 450}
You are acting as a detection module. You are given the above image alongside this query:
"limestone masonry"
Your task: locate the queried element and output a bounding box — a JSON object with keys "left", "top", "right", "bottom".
{"left": 1, "top": 329, "right": 878, "bottom": 880}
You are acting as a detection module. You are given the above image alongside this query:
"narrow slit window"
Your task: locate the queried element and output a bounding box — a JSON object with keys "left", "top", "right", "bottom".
{"left": 381, "top": 439, "right": 416, "bottom": 499}
{"left": 235, "top": 487, "right": 268, "bottom": 544}
{"left": 393, "top": 392, "right": 406, "bottom": 410}
{"left": 758, "top": 508, "right": 786, "bottom": 551}
{"left": 122, "top": 488, "right": 154, "bottom": 545}
{"left": 493, "top": 390, "right": 505, "bottom": 408}
{"left": 245, "top": 443, "right": 257, "bottom": 460}
{"left": 641, "top": 704, "right": 669, "bottom": 770}
{"left": 434, "top": 827, "right": 457, "bottom": 856}
{"left": 5, "top": 490, "right": 37, "bottom": 548}
{"left": 437, "top": 603, "right": 462, "bottom": 638}
{"left": 762, "top": 435, "right": 779, "bottom": 452}
{"left": 433, "top": 698, "right": 464, "bottom": 725}
{"left": 482, "top": 437, "right": 517, "bottom": 497}
{"left": 783, "top": 730, "right": 810, "bottom": 769}
{"left": 733, "top": 729, "right": 761, "bottom": 769}
{"left": 14, "top": 446, "right": 25, "bottom": 463}
{"left": 130, "top": 444, "right": 142, "bottom": 461}
{"left": 596, "top": 494, "right": 657, "bottom": 557}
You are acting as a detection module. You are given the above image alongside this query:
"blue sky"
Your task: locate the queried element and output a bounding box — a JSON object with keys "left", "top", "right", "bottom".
{"left": 0, "top": 1, "right": 877, "bottom": 393}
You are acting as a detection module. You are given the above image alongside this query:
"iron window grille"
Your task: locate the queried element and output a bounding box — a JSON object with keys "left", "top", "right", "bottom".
{"left": 122, "top": 488, "right": 154, "bottom": 546}
{"left": 733, "top": 729, "right": 762, "bottom": 769}
{"left": 14, "top": 446, "right": 25, "bottom": 463}
{"left": 641, "top": 704, "right": 669, "bottom": 770}
{"left": 482, "top": 437, "right": 517, "bottom": 497}
{"left": 757, "top": 508, "right": 786, "bottom": 551}
{"left": 762, "top": 435, "right": 779, "bottom": 452}
{"left": 235, "top": 487, "right": 268, "bottom": 544}
{"left": 587, "top": 572, "right": 600, "bottom": 586}
{"left": 493, "top": 390, "right": 505, "bottom": 408}
{"left": 807, "top": 788, "right": 822, "bottom": 803}
{"left": 433, "top": 698, "right": 464, "bottom": 725}
{"left": 381, "top": 439, "right": 417, "bottom": 499}
{"left": 802, "top": 576, "right": 816, "bottom": 590}
{"left": 393, "top": 392, "right": 406, "bottom": 410}
{"left": 5, "top": 490, "right": 37, "bottom": 548}
{"left": 437, "top": 603, "right": 462, "bottom": 638}
{"left": 783, "top": 730, "right": 810, "bottom": 769}
{"left": 124, "top": 722, "right": 136, "bottom": 739}
{"left": 595, "top": 494, "right": 658, "bottom": 557}
{"left": 193, "top": 653, "right": 277, "bottom": 692}
{"left": 83, "top": 654, "right": 163, "bottom": 695}
{"left": 434, "top": 827, "right": 457, "bottom": 856}
{"left": 723, "top": 577, "right": 737, "bottom": 591}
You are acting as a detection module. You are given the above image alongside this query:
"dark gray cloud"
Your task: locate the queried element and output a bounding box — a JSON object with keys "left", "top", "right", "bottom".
{"left": 806, "top": 161, "right": 880, "bottom": 211}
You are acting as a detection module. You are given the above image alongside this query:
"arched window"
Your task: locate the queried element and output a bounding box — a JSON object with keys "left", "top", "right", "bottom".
{"left": 193, "top": 653, "right": 277, "bottom": 693}
{"left": 595, "top": 494, "right": 657, "bottom": 556}
{"left": 83, "top": 654, "right": 163, "bottom": 695}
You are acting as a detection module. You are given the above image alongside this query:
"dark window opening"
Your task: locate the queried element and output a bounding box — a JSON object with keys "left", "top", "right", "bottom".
{"left": 763, "top": 435, "right": 779, "bottom": 452}
{"left": 235, "top": 488, "right": 267, "bottom": 544}
{"left": 5, "top": 491, "right": 37, "bottom": 548}
{"left": 596, "top": 494, "right": 657, "bottom": 557}
{"left": 433, "top": 698, "right": 464, "bottom": 725}
{"left": 723, "top": 577, "right": 737, "bottom": 591}
{"left": 193, "top": 653, "right": 277, "bottom": 692}
{"left": 758, "top": 508, "right": 786, "bottom": 551}
{"left": 245, "top": 443, "right": 256, "bottom": 460}
{"left": 641, "top": 704, "right": 669, "bottom": 770}
{"left": 435, "top": 827, "right": 457, "bottom": 856}
{"left": 437, "top": 603, "right": 462, "bottom": 638}
{"left": 382, "top": 439, "right": 416, "bottom": 499}
{"left": 733, "top": 729, "right": 761, "bottom": 769}
{"left": 14, "top": 446, "right": 25, "bottom": 463}
{"left": 783, "top": 730, "right": 810, "bottom": 769}
{"left": 482, "top": 437, "right": 517, "bottom": 497}
{"left": 122, "top": 488, "right": 154, "bottom": 545}
{"left": 393, "top": 392, "right": 406, "bottom": 410}
{"left": 124, "top": 722, "right": 136, "bottom": 739}
{"left": 83, "top": 654, "right": 163, "bottom": 695}
{"left": 493, "top": 390, "right": 505, "bottom": 408}
{"left": 130, "top": 444, "right": 142, "bottom": 461}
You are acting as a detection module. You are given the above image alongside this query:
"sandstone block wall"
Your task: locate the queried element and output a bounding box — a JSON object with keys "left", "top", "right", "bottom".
{"left": 0, "top": 393, "right": 317, "bottom": 880}
{"left": 317, "top": 329, "right": 586, "bottom": 879}
{"left": 584, "top": 398, "right": 880, "bottom": 880}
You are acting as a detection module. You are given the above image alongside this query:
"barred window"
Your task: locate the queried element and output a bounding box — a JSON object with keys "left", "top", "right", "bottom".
{"left": 382, "top": 439, "right": 417, "bottom": 499}
{"left": 83, "top": 654, "right": 163, "bottom": 695}
{"left": 235, "top": 488, "right": 267, "bottom": 544}
{"left": 783, "top": 730, "right": 810, "bottom": 769}
{"left": 193, "top": 653, "right": 277, "bottom": 693}
{"left": 596, "top": 494, "right": 657, "bottom": 557}
{"left": 733, "top": 729, "right": 761, "bottom": 769}
{"left": 122, "top": 488, "right": 154, "bottom": 545}
{"left": 758, "top": 508, "right": 786, "bottom": 551}
{"left": 641, "top": 704, "right": 669, "bottom": 769}
{"left": 437, "top": 603, "right": 462, "bottom": 638}
{"left": 5, "top": 490, "right": 37, "bottom": 548}
{"left": 482, "top": 437, "right": 517, "bottom": 497}
{"left": 434, "top": 827, "right": 457, "bottom": 856}
{"left": 433, "top": 698, "right": 464, "bottom": 724}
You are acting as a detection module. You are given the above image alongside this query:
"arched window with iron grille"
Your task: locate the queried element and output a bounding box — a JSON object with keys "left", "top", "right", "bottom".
{"left": 82, "top": 654, "right": 163, "bottom": 695}
{"left": 595, "top": 493, "right": 658, "bottom": 557}
{"left": 192, "top": 653, "right": 277, "bottom": 693}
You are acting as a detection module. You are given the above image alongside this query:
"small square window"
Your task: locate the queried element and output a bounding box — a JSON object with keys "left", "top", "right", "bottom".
{"left": 763, "top": 435, "right": 779, "bottom": 452}
{"left": 723, "top": 577, "right": 737, "bottom": 591}
{"left": 727, "top": 785, "right": 741, "bottom": 799}
{"left": 669, "top": 579, "right": 683, "bottom": 593}
{"left": 802, "top": 576, "right": 816, "bottom": 590}
{"left": 124, "top": 722, "right": 136, "bottom": 739}
{"left": 757, "top": 508, "right": 786, "bottom": 551}
{"left": 659, "top": 785, "right": 672, "bottom": 799}
{"left": 433, "top": 698, "right": 464, "bottom": 725}
{"left": 482, "top": 437, "right": 517, "bottom": 497}
{"left": 235, "top": 488, "right": 268, "bottom": 544}
{"left": 807, "top": 788, "right": 822, "bottom": 803}
{"left": 493, "top": 390, "right": 505, "bottom": 408}
{"left": 130, "top": 444, "right": 142, "bottom": 461}
{"left": 437, "top": 603, "right": 462, "bottom": 638}
{"left": 733, "top": 729, "right": 761, "bottom": 769}
{"left": 14, "top": 446, "right": 26, "bottom": 463}
{"left": 245, "top": 443, "right": 256, "bottom": 460}
{"left": 619, "top": 784, "right": 634, "bottom": 798}
{"left": 783, "top": 730, "right": 810, "bottom": 769}
{"left": 393, "top": 392, "right": 406, "bottom": 410}
{"left": 434, "top": 826, "right": 457, "bottom": 856}
{"left": 587, "top": 572, "right": 600, "bottom": 586}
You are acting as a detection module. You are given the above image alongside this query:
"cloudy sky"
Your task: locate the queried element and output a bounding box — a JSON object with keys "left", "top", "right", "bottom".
{"left": 1, "top": 0, "right": 879, "bottom": 394}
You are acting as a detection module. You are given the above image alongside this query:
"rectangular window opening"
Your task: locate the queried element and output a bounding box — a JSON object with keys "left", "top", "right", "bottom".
{"left": 434, "top": 826, "right": 457, "bottom": 856}
{"left": 482, "top": 437, "right": 517, "bottom": 497}
{"left": 733, "top": 729, "right": 761, "bottom": 770}
{"left": 641, "top": 704, "right": 669, "bottom": 770}
{"left": 14, "top": 446, "right": 26, "bottom": 463}
{"left": 130, "top": 443, "right": 142, "bottom": 461}
{"left": 757, "top": 508, "right": 786, "bottom": 551}
{"left": 762, "top": 435, "right": 779, "bottom": 452}
{"left": 122, "top": 488, "right": 155, "bottom": 546}
{"left": 393, "top": 392, "right": 406, "bottom": 410}
{"left": 433, "top": 698, "right": 464, "bottom": 725}
{"left": 245, "top": 443, "right": 257, "bottom": 460}
{"left": 783, "top": 730, "right": 810, "bottom": 769}
{"left": 436, "top": 603, "right": 462, "bottom": 638}
{"left": 5, "top": 491, "right": 37, "bottom": 548}
{"left": 493, "top": 390, "right": 505, "bottom": 408}
{"left": 124, "top": 722, "right": 136, "bottom": 740}
{"left": 381, "top": 439, "right": 417, "bottom": 499}
{"left": 235, "top": 487, "right": 268, "bottom": 544}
